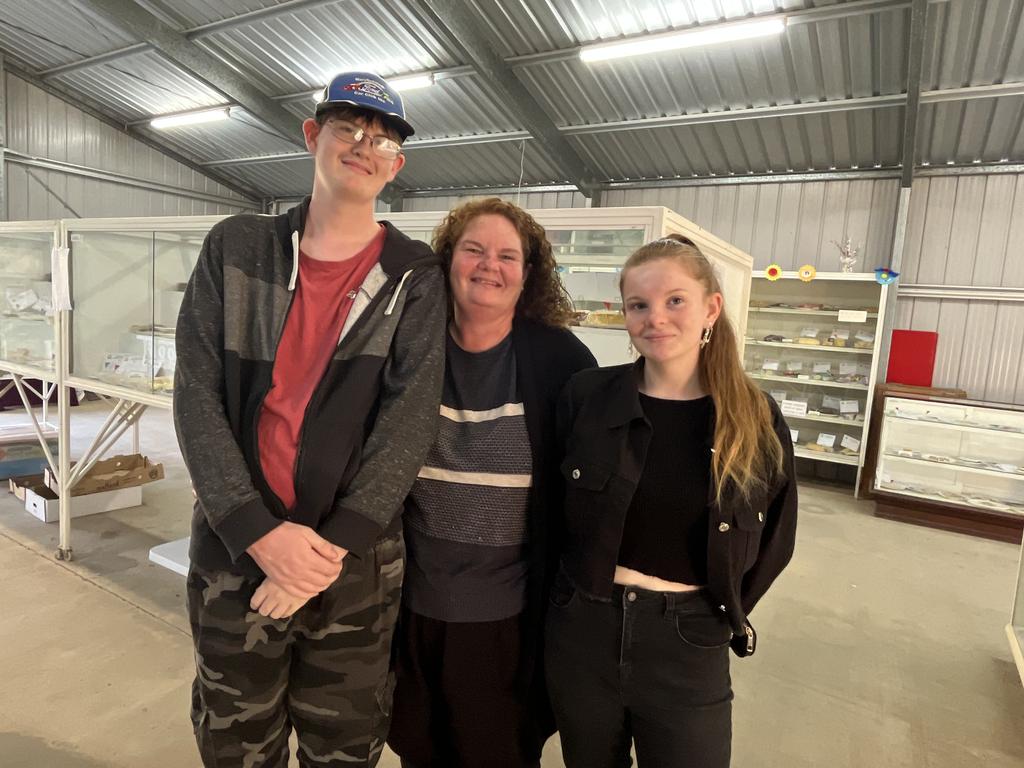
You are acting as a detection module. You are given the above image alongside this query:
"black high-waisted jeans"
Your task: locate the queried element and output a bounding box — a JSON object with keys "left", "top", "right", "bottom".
{"left": 545, "top": 575, "right": 734, "bottom": 768}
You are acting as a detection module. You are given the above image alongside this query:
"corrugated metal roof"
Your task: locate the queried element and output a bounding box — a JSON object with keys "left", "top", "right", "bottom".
{"left": 515, "top": 13, "right": 908, "bottom": 127}
{"left": 400, "top": 140, "right": 566, "bottom": 189}
{"left": 567, "top": 107, "right": 902, "bottom": 180}
{"left": 1, "top": 0, "right": 1023, "bottom": 198}
{"left": 147, "top": 0, "right": 281, "bottom": 28}
{"left": 147, "top": 108, "right": 304, "bottom": 164}
{"left": 51, "top": 51, "right": 226, "bottom": 122}
{"left": 918, "top": 97, "right": 1024, "bottom": 164}
{"left": 0, "top": 0, "right": 137, "bottom": 71}
{"left": 192, "top": 0, "right": 460, "bottom": 97}
{"left": 225, "top": 156, "right": 314, "bottom": 196}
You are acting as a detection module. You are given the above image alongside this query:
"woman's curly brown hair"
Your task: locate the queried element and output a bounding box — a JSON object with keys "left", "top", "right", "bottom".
{"left": 431, "top": 197, "right": 575, "bottom": 328}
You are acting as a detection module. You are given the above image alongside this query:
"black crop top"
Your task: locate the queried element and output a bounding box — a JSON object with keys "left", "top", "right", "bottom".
{"left": 616, "top": 393, "right": 713, "bottom": 585}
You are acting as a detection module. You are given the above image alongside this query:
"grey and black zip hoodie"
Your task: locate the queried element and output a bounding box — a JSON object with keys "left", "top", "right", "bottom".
{"left": 173, "top": 196, "right": 446, "bottom": 575}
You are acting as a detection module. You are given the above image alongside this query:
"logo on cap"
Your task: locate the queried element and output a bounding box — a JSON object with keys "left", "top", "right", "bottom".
{"left": 342, "top": 78, "right": 395, "bottom": 107}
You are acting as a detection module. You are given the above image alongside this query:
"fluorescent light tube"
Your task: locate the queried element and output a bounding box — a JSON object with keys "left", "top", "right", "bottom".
{"left": 387, "top": 74, "right": 435, "bottom": 91}
{"left": 151, "top": 108, "right": 230, "bottom": 129}
{"left": 580, "top": 18, "right": 786, "bottom": 63}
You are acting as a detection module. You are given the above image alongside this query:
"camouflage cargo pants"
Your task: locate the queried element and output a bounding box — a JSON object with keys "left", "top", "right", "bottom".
{"left": 186, "top": 531, "right": 404, "bottom": 768}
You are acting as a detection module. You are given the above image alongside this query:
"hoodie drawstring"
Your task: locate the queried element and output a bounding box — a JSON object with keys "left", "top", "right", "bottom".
{"left": 385, "top": 269, "right": 413, "bottom": 316}
{"left": 288, "top": 231, "right": 300, "bottom": 291}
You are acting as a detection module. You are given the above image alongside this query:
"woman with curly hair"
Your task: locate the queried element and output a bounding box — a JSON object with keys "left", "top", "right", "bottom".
{"left": 387, "top": 198, "right": 596, "bottom": 768}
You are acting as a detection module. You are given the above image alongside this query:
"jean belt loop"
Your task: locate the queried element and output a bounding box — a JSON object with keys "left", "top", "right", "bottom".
{"left": 664, "top": 592, "right": 676, "bottom": 617}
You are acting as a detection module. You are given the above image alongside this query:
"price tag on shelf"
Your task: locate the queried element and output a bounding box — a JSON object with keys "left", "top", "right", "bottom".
{"left": 813, "top": 362, "right": 831, "bottom": 373}
{"left": 790, "top": 428, "right": 799, "bottom": 444}
{"left": 841, "top": 434, "right": 862, "bottom": 452}
{"left": 857, "top": 363, "right": 871, "bottom": 377}
{"left": 786, "top": 361, "right": 804, "bottom": 372}
{"left": 781, "top": 399, "right": 808, "bottom": 418}
{"left": 770, "top": 390, "right": 787, "bottom": 403}
{"left": 838, "top": 310, "right": 868, "bottom": 323}
{"left": 816, "top": 433, "right": 837, "bottom": 449}
{"left": 840, "top": 399, "right": 860, "bottom": 414}
{"left": 762, "top": 359, "right": 780, "bottom": 371}
{"left": 822, "top": 395, "right": 841, "bottom": 411}
{"left": 839, "top": 362, "right": 858, "bottom": 375}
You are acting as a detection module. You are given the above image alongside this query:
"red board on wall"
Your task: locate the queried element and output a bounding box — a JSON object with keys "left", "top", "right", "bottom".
{"left": 887, "top": 330, "right": 938, "bottom": 387}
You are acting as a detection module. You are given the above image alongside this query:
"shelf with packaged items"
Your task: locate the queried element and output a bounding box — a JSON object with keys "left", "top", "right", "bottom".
{"left": 748, "top": 306, "right": 878, "bottom": 321}
{"left": 747, "top": 372, "right": 869, "bottom": 391}
{"left": 746, "top": 272, "right": 889, "bottom": 493}
{"left": 745, "top": 339, "right": 873, "bottom": 355}
{"left": 873, "top": 394, "right": 1024, "bottom": 543}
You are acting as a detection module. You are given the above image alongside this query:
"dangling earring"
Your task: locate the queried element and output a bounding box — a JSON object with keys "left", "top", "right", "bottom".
{"left": 700, "top": 325, "right": 714, "bottom": 348}
{"left": 627, "top": 339, "right": 636, "bottom": 357}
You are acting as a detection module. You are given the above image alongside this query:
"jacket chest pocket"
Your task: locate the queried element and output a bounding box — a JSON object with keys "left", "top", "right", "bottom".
{"left": 561, "top": 456, "right": 614, "bottom": 493}
{"left": 732, "top": 503, "right": 767, "bottom": 572}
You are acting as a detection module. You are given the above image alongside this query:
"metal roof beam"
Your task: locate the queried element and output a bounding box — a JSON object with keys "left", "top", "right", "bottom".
{"left": 67, "top": 0, "right": 306, "bottom": 146}
{"left": 416, "top": 0, "right": 601, "bottom": 195}
{"left": 900, "top": 0, "right": 929, "bottom": 187}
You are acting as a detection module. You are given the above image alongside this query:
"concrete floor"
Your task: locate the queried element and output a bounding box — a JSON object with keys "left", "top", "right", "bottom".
{"left": 0, "top": 401, "right": 1022, "bottom": 768}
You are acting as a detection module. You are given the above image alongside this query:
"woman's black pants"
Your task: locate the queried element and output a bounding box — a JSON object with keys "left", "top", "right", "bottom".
{"left": 545, "top": 579, "right": 734, "bottom": 768}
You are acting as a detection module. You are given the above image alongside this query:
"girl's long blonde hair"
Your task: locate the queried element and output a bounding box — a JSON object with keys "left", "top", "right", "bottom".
{"left": 621, "top": 235, "right": 785, "bottom": 501}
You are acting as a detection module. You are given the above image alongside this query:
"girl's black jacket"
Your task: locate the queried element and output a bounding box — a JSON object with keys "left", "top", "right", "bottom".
{"left": 556, "top": 360, "right": 798, "bottom": 657}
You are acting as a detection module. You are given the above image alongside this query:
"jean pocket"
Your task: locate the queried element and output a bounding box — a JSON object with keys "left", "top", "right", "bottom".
{"left": 674, "top": 610, "right": 733, "bottom": 650}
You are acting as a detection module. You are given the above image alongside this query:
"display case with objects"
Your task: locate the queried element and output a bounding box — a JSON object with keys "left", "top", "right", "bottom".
{"left": 873, "top": 394, "right": 1024, "bottom": 543}
{"left": 64, "top": 217, "right": 225, "bottom": 405}
{"left": 385, "top": 207, "right": 753, "bottom": 367}
{"left": 0, "top": 221, "right": 61, "bottom": 378}
{"left": 744, "top": 272, "right": 889, "bottom": 492}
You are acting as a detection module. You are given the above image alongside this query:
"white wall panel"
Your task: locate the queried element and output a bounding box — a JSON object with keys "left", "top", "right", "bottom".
{"left": 602, "top": 178, "right": 900, "bottom": 272}
{"left": 3, "top": 73, "right": 254, "bottom": 220}
{"left": 896, "top": 296, "right": 1024, "bottom": 404}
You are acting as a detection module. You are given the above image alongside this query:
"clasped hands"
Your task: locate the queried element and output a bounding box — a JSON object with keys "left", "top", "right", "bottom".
{"left": 246, "top": 521, "right": 347, "bottom": 620}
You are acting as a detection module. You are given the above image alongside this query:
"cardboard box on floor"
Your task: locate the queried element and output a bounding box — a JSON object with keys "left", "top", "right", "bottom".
{"left": 43, "top": 453, "right": 165, "bottom": 497}
{"left": 6, "top": 454, "right": 163, "bottom": 524}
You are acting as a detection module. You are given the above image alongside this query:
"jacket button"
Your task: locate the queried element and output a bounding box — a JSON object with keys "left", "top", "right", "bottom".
{"left": 758, "top": 512, "right": 765, "bottom": 523}
{"left": 571, "top": 468, "right": 581, "bottom": 480}
{"left": 718, "top": 522, "right": 730, "bottom": 532}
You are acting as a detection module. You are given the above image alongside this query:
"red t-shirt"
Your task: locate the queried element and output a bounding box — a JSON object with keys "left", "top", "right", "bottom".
{"left": 257, "top": 227, "right": 386, "bottom": 510}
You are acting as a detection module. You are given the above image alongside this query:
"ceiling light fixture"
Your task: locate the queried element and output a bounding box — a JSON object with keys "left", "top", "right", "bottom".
{"left": 579, "top": 18, "right": 786, "bottom": 63}
{"left": 389, "top": 73, "right": 435, "bottom": 91}
{"left": 151, "top": 107, "right": 230, "bottom": 129}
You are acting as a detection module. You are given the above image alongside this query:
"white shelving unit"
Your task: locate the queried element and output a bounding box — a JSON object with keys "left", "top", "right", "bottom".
{"left": 744, "top": 271, "right": 890, "bottom": 493}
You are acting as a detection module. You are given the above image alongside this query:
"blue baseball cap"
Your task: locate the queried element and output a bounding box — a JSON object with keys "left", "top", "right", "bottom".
{"left": 315, "top": 71, "right": 414, "bottom": 139}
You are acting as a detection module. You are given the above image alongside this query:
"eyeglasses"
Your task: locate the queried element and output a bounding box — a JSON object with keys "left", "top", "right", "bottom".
{"left": 324, "top": 120, "right": 403, "bottom": 160}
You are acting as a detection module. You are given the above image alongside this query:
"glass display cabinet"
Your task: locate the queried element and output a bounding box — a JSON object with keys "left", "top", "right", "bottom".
{"left": 743, "top": 272, "right": 889, "bottom": 492}
{"left": 0, "top": 221, "right": 61, "bottom": 378}
{"left": 872, "top": 394, "right": 1024, "bottom": 542}
{"left": 385, "top": 207, "right": 753, "bottom": 367}
{"left": 64, "top": 217, "right": 224, "bottom": 405}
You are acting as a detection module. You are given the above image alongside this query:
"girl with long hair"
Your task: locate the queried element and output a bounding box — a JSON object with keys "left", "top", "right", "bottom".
{"left": 546, "top": 234, "right": 798, "bottom": 767}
